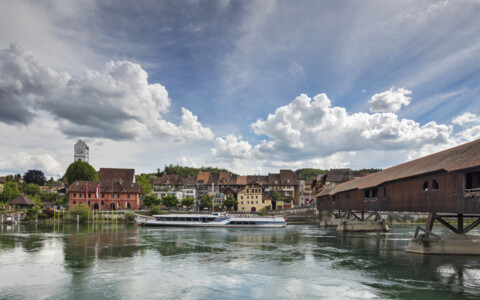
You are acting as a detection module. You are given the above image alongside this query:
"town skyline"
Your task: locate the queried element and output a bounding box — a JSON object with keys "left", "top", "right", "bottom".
{"left": 1, "top": 1, "right": 480, "bottom": 178}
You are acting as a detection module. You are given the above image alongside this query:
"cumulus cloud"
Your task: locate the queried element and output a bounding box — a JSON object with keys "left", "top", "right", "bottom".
{"left": 452, "top": 112, "right": 480, "bottom": 126}
{"left": 0, "top": 152, "right": 63, "bottom": 176}
{"left": 249, "top": 92, "right": 451, "bottom": 161}
{"left": 368, "top": 87, "right": 412, "bottom": 113}
{"left": 211, "top": 134, "right": 252, "bottom": 160}
{"left": 0, "top": 43, "right": 213, "bottom": 142}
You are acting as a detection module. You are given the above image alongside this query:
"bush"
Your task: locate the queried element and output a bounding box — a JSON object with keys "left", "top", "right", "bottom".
{"left": 148, "top": 205, "right": 161, "bottom": 216}
{"left": 68, "top": 204, "right": 91, "bottom": 221}
{"left": 125, "top": 210, "right": 136, "bottom": 221}
{"left": 42, "top": 209, "right": 55, "bottom": 218}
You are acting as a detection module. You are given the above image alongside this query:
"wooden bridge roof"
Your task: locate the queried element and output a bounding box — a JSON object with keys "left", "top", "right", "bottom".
{"left": 320, "top": 139, "right": 480, "bottom": 196}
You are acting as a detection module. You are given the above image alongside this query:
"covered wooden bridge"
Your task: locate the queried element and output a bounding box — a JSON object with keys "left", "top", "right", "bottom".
{"left": 317, "top": 139, "right": 480, "bottom": 254}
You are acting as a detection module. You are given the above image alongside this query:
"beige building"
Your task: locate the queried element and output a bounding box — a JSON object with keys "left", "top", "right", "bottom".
{"left": 237, "top": 183, "right": 271, "bottom": 212}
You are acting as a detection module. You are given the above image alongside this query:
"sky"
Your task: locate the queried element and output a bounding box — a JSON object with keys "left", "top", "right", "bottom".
{"left": 1, "top": 0, "right": 480, "bottom": 178}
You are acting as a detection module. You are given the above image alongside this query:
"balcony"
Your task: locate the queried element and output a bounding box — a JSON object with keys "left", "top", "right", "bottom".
{"left": 464, "top": 188, "right": 480, "bottom": 198}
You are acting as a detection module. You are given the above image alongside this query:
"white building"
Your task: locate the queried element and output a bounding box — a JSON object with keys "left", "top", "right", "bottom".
{"left": 74, "top": 140, "right": 89, "bottom": 162}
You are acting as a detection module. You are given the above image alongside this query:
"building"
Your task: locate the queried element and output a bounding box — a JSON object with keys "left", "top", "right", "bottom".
{"left": 325, "top": 169, "right": 354, "bottom": 187}
{"left": 74, "top": 140, "right": 89, "bottom": 162}
{"left": 9, "top": 195, "right": 36, "bottom": 209}
{"left": 299, "top": 179, "right": 314, "bottom": 206}
{"left": 237, "top": 183, "right": 271, "bottom": 212}
{"left": 317, "top": 139, "right": 480, "bottom": 215}
{"left": 0, "top": 176, "right": 6, "bottom": 193}
{"left": 68, "top": 180, "right": 140, "bottom": 210}
{"left": 69, "top": 168, "right": 140, "bottom": 210}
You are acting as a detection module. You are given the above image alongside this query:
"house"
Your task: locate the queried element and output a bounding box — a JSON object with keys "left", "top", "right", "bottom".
{"left": 9, "top": 195, "right": 36, "bottom": 209}
{"left": 299, "top": 179, "right": 314, "bottom": 206}
{"left": 0, "top": 176, "right": 6, "bottom": 193}
{"left": 68, "top": 173, "right": 140, "bottom": 210}
{"left": 265, "top": 170, "right": 299, "bottom": 208}
{"left": 325, "top": 169, "right": 354, "bottom": 187}
{"left": 237, "top": 183, "right": 271, "bottom": 212}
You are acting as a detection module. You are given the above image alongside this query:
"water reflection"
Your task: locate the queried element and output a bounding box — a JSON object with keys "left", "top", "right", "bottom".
{"left": 0, "top": 224, "right": 479, "bottom": 299}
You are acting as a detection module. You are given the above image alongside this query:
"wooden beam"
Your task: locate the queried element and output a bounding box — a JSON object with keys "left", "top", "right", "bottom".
{"left": 426, "top": 213, "right": 434, "bottom": 231}
{"left": 464, "top": 218, "right": 480, "bottom": 234}
{"left": 435, "top": 215, "right": 458, "bottom": 234}
{"left": 458, "top": 214, "right": 464, "bottom": 234}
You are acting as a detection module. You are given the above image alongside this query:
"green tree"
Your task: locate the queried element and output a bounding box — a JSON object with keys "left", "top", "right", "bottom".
{"left": 294, "top": 168, "right": 327, "bottom": 180}
{"left": 64, "top": 161, "right": 98, "bottom": 185}
{"left": 5, "top": 175, "right": 14, "bottom": 182}
{"left": 161, "top": 195, "right": 179, "bottom": 210}
{"left": 284, "top": 196, "right": 294, "bottom": 202}
{"left": 181, "top": 195, "right": 195, "bottom": 209}
{"left": 222, "top": 195, "right": 238, "bottom": 211}
{"left": 23, "top": 183, "right": 41, "bottom": 197}
{"left": 68, "top": 204, "right": 91, "bottom": 221}
{"left": 142, "top": 194, "right": 160, "bottom": 207}
{"left": 23, "top": 169, "right": 47, "bottom": 186}
{"left": 136, "top": 173, "right": 152, "bottom": 196}
{"left": 271, "top": 191, "right": 282, "bottom": 201}
{"left": 199, "top": 194, "right": 213, "bottom": 210}
{"left": 1, "top": 182, "right": 21, "bottom": 203}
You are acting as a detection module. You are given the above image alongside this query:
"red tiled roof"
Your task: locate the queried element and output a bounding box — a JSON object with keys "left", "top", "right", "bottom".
{"left": 268, "top": 173, "right": 281, "bottom": 185}
{"left": 196, "top": 172, "right": 210, "bottom": 184}
{"left": 320, "top": 139, "right": 480, "bottom": 196}
{"left": 0, "top": 176, "right": 6, "bottom": 184}
{"left": 236, "top": 176, "right": 247, "bottom": 185}
{"left": 69, "top": 180, "right": 140, "bottom": 194}
{"left": 98, "top": 168, "right": 135, "bottom": 182}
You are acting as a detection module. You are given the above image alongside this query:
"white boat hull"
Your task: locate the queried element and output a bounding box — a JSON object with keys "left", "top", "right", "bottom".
{"left": 137, "top": 214, "right": 286, "bottom": 228}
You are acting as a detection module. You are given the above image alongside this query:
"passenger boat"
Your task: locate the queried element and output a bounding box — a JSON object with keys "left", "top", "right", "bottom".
{"left": 137, "top": 212, "right": 286, "bottom": 228}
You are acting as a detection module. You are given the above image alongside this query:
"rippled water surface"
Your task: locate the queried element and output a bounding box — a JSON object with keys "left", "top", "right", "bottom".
{"left": 1, "top": 223, "right": 480, "bottom": 299}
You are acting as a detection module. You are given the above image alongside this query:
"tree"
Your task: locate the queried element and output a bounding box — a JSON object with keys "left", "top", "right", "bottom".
{"left": 181, "top": 195, "right": 195, "bottom": 209}
{"left": 161, "top": 195, "right": 179, "bottom": 210}
{"left": 5, "top": 175, "right": 14, "bottom": 182}
{"left": 199, "top": 194, "right": 213, "bottom": 210}
{"left": 271, "top": 191, "right": 282, "bottom": 201}
{"left": 68, "top": 204, "right": 91, "bottom": 221}
{"left": 23, "top": 183, "right": 41, "bottom": 197}
{"left": 222, "top": 195, "right": 238, "bottom": 211}
{"left": 64, "top": 161, "right": 98, "bottom": 185}
{"left": 143, "top": 194, "right": 160, "bottom": 207}
{"left": 24, "top": 169, "right": 47, "bottom": 186}
{"left": 284, "top": 196, "right": 294, "bottom": 202}
{"left": 136, "top": 173, "right": 152, "bottom": 196}
{"left": 1, "top": 182, "right": 21, "bottom": 203}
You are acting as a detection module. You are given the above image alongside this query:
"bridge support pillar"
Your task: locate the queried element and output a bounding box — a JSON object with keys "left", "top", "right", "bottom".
{"left": 407, "top": 213, "right": 480, "bottom": 255}
{"left": 319, "top": 210, "right": 344, "bottom": 227}
{"left": 335, "top": 211, "right": 389, "bottom": 232}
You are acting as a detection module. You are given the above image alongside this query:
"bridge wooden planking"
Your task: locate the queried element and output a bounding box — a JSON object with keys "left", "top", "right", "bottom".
{"left": 318, "top": 167, "right": 480, "bottom": 214}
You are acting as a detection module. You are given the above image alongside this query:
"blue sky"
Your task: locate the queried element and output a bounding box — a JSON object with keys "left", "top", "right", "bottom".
{"left": 1, "top": 0, "right": 480, "bottom": 177}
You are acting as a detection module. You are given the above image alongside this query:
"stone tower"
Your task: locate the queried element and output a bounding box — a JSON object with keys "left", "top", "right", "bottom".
{"left": 74, "top": 140, "right": 89, "bottom": 162}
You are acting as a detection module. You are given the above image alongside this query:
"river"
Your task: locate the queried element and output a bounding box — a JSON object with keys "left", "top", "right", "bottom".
{"left": 0, "top": 223, "right": 479, "bottom": 299}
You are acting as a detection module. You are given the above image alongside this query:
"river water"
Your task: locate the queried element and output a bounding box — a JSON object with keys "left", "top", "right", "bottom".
{"left": 0, "top": 223, "right": 479, "bottom": 299}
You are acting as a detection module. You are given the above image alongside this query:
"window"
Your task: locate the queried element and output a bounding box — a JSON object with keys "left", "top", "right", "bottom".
{"left": 372, "top": 189, "right": 378, "bottom": 198}
{"left": 241, "top": 196, "right": 243, "bottom": 199}
{"left": 127, "top": 194, "right": 130, "bottom": 199}
{"left": 432, "top": 180, "right": 439, "bottom": 190}
{"left": 88, "top": 201, "right": 91, "bottom": 205}
{"left": 101, "top": 201, "right": 104, "bottom": 205}
{"left": 117, "top": 194, "right": 120, "bottom": 199}
{"left": 88, "top": 193, "right": 92, "bottom": 198}
{"left": 247, "top": 201, "right": 249, "bottom": 204}
{"left": 73, "top": 193, "right": 76, "bottom": 198}
{"left": 256, "top": 201, "right": 258, "bottom": 204}
{"left": 102, "top": 194, "right": 104, "bottom": 198}
{"left": 364, "top": 190, "right": 370, "bottom": 198}
{"left": 73, "top": 201, "right": 76, "bottom": 205}
{"left": 247, "top": 196, "right": 249, "bottom": 199}
{"left": 383, "top": 187, "right": 386, "bottom": 196}
{"left": 423, "top": 181, "right": 429, "bottom": 191}
{"left": 466, "top": 171, "right": 480, "bottom": 190}
{"left": 241, "top": 201, "right": 243, "bottom": 204}
{"left": 256, "top": 196, "right": 258, "bottom": 199}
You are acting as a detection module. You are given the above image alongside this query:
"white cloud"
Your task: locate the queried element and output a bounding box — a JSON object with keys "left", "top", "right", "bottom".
{"left": 0, "top": 43, "right": 213, "bottom": 142}
{"left": 0, "top": 152, "right": 63, "bottom": 177}
{"left": 250, "top": 92, "right": 451, "bottom": 160}
{"left": 368, "top": 87, "right": 412, "bottom": 113}
{"left": 211, "top": 134, "right": 252, "bottom": 159}
{"left": 452, "top": 112, "right": 480, "bottom": 126}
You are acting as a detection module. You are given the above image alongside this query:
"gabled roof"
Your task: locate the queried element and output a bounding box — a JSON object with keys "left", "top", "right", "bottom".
{"left": 196, "top": 172, "right": 210, "bottom": 184}
{"left": 9, "top": 195, "right": 35, "bottom": 205}
{"left": 268, "top": 173, "right": 281, "bottom": 185}
{"left": 218, "top": 172, "right": 236, "bottom": 185}
{"left": 177, "top": 175, "right": 197, "bottom": 186}
{"left": 320, "top": 139, "right": 480, "bottom": 196}
{"left": 280, "top": 169, "right": 298, "bottom": 185}
{"left": 98, "top": 168, "right": 135, "bottom": 182}
{"left": 208, "top": 173, "right": 219, "bottom": 185}
{"left": 0, "top": 176, "right": 6, "bottom": 184}
{"left": 68, "top": 180, "right": 140, "bottom": 194}
{"left": 247, "top": 175, "right": 268, "bottom": 186}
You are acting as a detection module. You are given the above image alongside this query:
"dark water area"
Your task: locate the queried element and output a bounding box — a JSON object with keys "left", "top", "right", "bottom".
{"left": 0, "top": 223, "right": 479, "bottom": 299}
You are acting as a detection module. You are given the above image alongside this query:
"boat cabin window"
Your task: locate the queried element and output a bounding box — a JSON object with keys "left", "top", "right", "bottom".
{"left": 466, "top": 171, "right": 480, "bottom": 191}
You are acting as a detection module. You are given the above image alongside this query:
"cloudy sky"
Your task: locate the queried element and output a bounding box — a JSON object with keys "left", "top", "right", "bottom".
{"left": 1, "top": 0, "right": 480, "bottom": 178}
